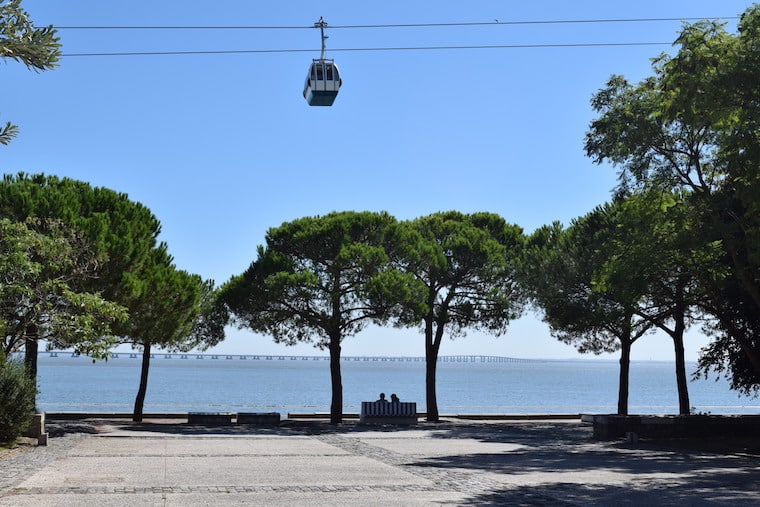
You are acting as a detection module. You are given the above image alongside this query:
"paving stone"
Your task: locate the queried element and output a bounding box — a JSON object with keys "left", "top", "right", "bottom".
{"left": 1, "top": 419, "right": 759, "bottom": 505}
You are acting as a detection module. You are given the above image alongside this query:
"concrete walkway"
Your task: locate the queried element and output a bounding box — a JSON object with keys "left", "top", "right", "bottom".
{"left": 1, "top": 418, "right": 758, "bottom": 506}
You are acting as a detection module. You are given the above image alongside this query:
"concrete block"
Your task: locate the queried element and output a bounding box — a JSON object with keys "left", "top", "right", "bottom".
{"left": 187, "top": 412, "right": 234, "bottom": 425}
{"left": 236, "top": 412, "right": 280, "bottom": 425}
{"left": 23, "top": 413, "right": 46, "bottom": 442}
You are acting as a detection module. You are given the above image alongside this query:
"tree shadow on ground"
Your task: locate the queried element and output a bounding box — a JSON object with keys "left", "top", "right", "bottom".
{"left": 409, "top": 445, "right": 759, "bottom": 478}
{"left": 424, "top": 419, "right": 760, "bottom": 455}
{"left": 462, "top": 482, "right": 760, "bottom": 506}
{"left": 46, "top": 421, "right": 100, "bottom": 437}
{"left": 405, "top": 422, "right": 760, "bottom": 505}
{"left": 43, "top": 418, "right": 415, "bottom": 437}
{"left": 53, "top": 418, "right": 454, "bottom": 437}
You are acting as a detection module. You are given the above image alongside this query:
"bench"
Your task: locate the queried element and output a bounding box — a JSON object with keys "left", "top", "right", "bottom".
{"left": 187, "top": 412, "right": 234, "bottom": 425}
{"left": 360, "top": 401, "right": 417, "bottom": 424}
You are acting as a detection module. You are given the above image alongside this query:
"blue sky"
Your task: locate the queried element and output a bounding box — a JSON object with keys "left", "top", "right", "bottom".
{"left": 4, "top": 1, "right": 754, "bottom": 360}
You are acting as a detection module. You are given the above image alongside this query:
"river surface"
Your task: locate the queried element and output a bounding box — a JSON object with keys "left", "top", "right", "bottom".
{"left": 35, "top": 353, "right": 759, "bottom": 416}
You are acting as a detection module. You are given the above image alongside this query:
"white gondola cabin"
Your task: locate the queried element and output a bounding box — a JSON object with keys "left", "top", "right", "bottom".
{"left": 303, "top": 59, "right": 341, "bottom": 106}
{"left": 304, "top": 17, "right": 341, "bottom": 106}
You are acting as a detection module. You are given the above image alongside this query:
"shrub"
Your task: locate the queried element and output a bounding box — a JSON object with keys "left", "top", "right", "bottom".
{"left": 0, "top": 358, "right": 38, "bottom": 443}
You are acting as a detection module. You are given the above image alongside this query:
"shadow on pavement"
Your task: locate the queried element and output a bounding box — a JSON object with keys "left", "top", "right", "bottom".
{"left": 465, "top": 482, "right": 759, "bottom": 506}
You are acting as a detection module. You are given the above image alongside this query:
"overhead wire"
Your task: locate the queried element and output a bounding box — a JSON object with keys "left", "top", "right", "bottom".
{"left": 53, "top": 17, "right": 738, "bottom": 30}
{"left": 62, "top": 42, "right": 674, "bottom": 58}
{"left": 328, "top": 17, "right": 738, "bottom": 28}
{"left": 54, "top": 15, "right": 739, "bottom": 58}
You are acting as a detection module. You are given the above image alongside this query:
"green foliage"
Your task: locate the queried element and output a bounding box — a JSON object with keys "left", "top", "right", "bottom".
{"left": 0, "top": 173, "right": 162, "bottom": 303}
{"left": 394, "top": 211, "right": 525, "bottom": 338}
{"left": 0, "top": 0, "right": 60, "bottom": 70}
{"left": 0, "top": 173, "right": 165, "bottom": 403}
{"left": 522, "top": 206, "right": 653, "bottom": 355}
{"left": 188, "top": 279, "right": 227, "bottom": 351}
{"left": 1, "top": 0, "right": 61, "bottom": 144}
{"left": 123, "top": 245, "right": 212, "bottom": 421}
{"left": 0, "top": 217, "right": 128, "bottom": 359}
{"left": 584, "top": 4, "right": 760, "bottom": 393}
{"left": 521, "top": 200, "right": 696, "bottom": 414}
{"left": 124, "top": 245, "right": 205, "bottom": 351}
{"left": 222, "top": 211, "right": 406, "bottom": 347}
{"left": 0, "top": 356, "right": 37, "bottom": 443}
{"left": 0, "top": 119, "right": 19, "bottom": 145}
{"left": 220, "top": 211, "right": 408, "bottom": 423}
{"left": 390, "top": 211, "right": 525, "bottom": 420}
{"left": 599, "top": 191, "right": 709, "bottom": 414}
{"left": 696, "top": 283, "right": 760, "bottom": 396}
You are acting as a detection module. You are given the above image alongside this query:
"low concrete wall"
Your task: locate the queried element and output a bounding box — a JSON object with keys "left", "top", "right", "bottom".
{"left": 187, "top": 412, "right": 234, "bottom": 425}
{"left": 236, "top": 412, "right": 280, "bottom": 425}
{"left": 453, "top": 414, "right": 580, "bottom": 421}
{"left": 285, "top": 412, "right": 582, "bottom": 421}
{"left": 584, "top": 414, "right": 760, "bottom": 440}
{"left": 45, "top": 412, "right": 187, "bottom": 420}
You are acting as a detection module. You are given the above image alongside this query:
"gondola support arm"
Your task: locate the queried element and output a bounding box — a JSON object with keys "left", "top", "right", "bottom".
{"left": 315, "top": 17, "right": 328, "bottom": 60}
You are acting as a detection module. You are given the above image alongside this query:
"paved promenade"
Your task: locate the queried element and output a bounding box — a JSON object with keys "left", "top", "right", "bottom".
{"left": 1, "top": 418, "right": 758, "bottom": 506}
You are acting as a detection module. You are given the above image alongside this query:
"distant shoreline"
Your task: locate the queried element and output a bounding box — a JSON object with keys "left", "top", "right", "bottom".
{"left": 37, "top": 350, "right": 677, "bottom": 364}
{"left": 41, "top": 351, "right": 531, "bottom": 363}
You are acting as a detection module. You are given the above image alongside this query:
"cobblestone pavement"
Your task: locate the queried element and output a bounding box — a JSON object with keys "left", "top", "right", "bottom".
{"left": 0, "top": 433, "right": 86, "bottom": 493}
{"left": 1, "top": 419, "right": 758, "bottom": 506}
{"left": 314, "top": 428, "right": 572, "bottom": 505}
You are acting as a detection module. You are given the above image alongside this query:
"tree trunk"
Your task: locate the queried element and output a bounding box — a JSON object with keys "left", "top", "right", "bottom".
{"left": 617, "top": 338, "right": 631, "bottom": 415}
{"left": 425, "top": 347, "right": 439, "bottom": 422}
{"left": 23, "top": 323, "right": 40, "bottom": 382}
{"left": 24, "top": 335, "right": 39, "bottom": 383}
{"left": 672, "top": 328, "right": 691, "bottom": 415}
{"left": 425, "top": 319, "right": 443, "bottom": 422}
{"left": 328, "top": 337, "right": 343, "bottom": 425}
{"left": 133, "top": 343, "right": 151, "bottom": 422}
{"left": 24, "top": 335, "right": 39, "bottom": 412}
{"left": 669, "top": 283, "right": 691, "bottom": 415}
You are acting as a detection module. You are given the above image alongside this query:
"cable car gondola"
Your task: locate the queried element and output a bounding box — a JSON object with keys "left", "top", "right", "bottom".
{"left": 304, "top": 59, "right": 341, "bottom": 106}
{"left": 303, "top": 18, "right": 342, "bottom": 106}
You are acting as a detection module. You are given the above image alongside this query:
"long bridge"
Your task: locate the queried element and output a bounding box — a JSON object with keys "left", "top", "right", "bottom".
{"left": 46, "top": 351, "right": 531, "bottom": 364}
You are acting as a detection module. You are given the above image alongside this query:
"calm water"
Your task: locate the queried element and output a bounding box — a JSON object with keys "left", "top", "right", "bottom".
{"left": 35, "top": 353, "right": 759, "bottom": 416}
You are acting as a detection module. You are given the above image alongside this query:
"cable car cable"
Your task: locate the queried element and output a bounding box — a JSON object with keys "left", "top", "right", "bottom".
{"left": 56, "top": 14, "right": 738, "bottom": 59}
{"left": 60, "top": 41, "right": 674, "bottom": 58}
{"left": 327, "top": 17, "right": 738, "bottom": 29}
{"left": 53, "top": 16, "right": 738, "bottom": 31}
